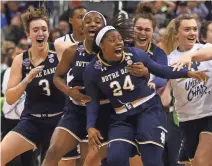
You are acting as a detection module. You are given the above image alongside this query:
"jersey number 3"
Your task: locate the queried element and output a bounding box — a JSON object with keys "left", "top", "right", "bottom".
{"left": 39, "top": 79, "right": 51, "bottom": 96}
{"left": 110, "top": 75, "right": 135, "bottom": 96}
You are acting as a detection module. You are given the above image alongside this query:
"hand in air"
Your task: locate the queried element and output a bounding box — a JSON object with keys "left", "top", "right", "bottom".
{"left": 170, "top": 54, "right": 192, "bottom": 71}
{"left": 88, "top": 128, "right": 103, "bottom": 150}
{"left": 187, "top": 70, "right": 209, "bottom": 84}
{"left": 26, "top": 65, "right": 45, "bottom": 83}
{"left": 68, "top": 86, "right": 91, "bottom": 105}
{"left": 127, "top": 62, "right": 150, "bottom": 81}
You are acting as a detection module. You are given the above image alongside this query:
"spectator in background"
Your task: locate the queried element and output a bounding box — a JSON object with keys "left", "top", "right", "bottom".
{"left": 58, "top": 20, "right": 70, "bottom": 36}
{"left": 175, "top": 1, "right": 190, "bottom": 17}
{"left": 17, "top": 38, "right": 29, "bottom": 50}
{"left": 188, "top": 1, "right": 209, "bottom": 20}
{"left": 156, "top": 28, "right": 166, "bottom": 44}
{"left": 49, "top": 28, "right": 63, "bottom": 42}
{"left": 4, "top": 14, "right": 26, "bottom": 45}
{"left": 1, "top": 40, "right": 16, "bottom": 70}
{"left": 152, "top": 1, "right": 176, "bottom": 28}
{"left": 3, "top": 1, "right": 21, "bottom": 26}
{"left": 200, "top": 21, "right": 212, "bottom": 44}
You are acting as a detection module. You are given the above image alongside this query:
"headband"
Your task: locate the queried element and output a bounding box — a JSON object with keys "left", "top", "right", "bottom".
{"left": 82, "top": 11, "right": 107, "bottom": 26}
{"left": 95, "top": 26, "right": 116, "bottom": 46}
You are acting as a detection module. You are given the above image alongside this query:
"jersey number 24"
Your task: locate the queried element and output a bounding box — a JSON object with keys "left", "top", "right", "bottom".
{"left": 110, "top": 75, "right": 135, "bottom": 96}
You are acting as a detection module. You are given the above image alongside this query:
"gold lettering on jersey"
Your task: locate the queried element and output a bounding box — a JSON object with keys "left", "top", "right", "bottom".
{"left": 76, "top": 61, "right": 90, "bottom": 67}
{"left": 101, "top": 68, "right": 129, "bottom": 83}
{"left": 120, "top": 68, "right": 128, "bottom": 75}
{"left": 36, "top": 72, "right": 42, "bottom": 78}
{"left": 102, "top": 71, "right": 120, "bottom": 83}
{"left": 35, "top": 67, "right": 56, "bottom": 78}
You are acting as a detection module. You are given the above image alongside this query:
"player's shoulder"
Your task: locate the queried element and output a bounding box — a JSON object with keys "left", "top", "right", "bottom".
{"left": 54, "top": 35, "right": 67, "bottom": 43}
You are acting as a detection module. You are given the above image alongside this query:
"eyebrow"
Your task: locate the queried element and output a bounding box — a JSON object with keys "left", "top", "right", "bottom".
{"left": 32, "top": 26, "right": 47, "bottom": 30}
{"left": 184, "top": 26, "right": 198, "bottom": 28}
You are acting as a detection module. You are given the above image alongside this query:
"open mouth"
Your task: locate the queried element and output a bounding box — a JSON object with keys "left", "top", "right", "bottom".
{"left": 88, "top": 30, "right": 96, "bottom": 37}
{"left": 36, "top": 39, "right": 44, "bottom": 46}
{"left": 138, "top": 37, "right": 147, "bottom": 42}
{"left": 114, "top": 48, "right": 123, "bottom": 57}
{"left": 187, "top": 37, "right": 196, "bottom": 42}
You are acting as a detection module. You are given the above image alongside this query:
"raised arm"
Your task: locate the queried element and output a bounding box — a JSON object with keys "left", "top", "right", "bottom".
{"left": 171, "top": 46, "right": 212, "bottom": 71}
{"left": 139, "top": 50, "right": 208, "bottom": 83}
{"left": 6, "top": 54, "right": 44, "bottom": 104}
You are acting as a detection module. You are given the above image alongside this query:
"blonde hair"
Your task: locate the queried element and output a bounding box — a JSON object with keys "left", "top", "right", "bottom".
{"left": 21, "top": 7, "right": 49, "bottom": 33}
{"left": 159, "top": 19, "right": 178, "bottom": 55}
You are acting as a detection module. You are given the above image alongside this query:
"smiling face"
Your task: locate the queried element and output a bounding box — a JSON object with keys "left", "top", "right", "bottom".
{"left": 83, "top": 12, "right": 105, "bottom": 41}
{"left": 27, "top": 19, "right": 49, "bottom": 49}
{"left": 176, "top": 19, "right": 198, "bottom": 51}
{"left": 134, "top": 18, "right": 154, "bottom": 51}
{"left": 100, "top": 30, "right": 124, "bottom": 61}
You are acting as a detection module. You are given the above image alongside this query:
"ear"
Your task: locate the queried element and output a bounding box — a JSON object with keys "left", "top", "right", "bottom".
{"left": 69, "top": 18, "right": 72, "bottom": 24}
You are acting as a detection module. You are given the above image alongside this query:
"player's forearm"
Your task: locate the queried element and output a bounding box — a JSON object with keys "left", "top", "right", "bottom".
{"left": 192, "top": 46, "right": 212, "bottom": 62}
{"left": 53, "top": 75, "right": 69, "bottom": 96}
{"left": 6, "top": 78, "right": 28, "bottom": 105}
{"left": 86, "top": 101, "right": 99, "bottom": 130}
{"left": 148, "top": 60, "right": 188, "bottom": 79}
{"left": 152, "top": 77, "right": 167, "bottom": 89}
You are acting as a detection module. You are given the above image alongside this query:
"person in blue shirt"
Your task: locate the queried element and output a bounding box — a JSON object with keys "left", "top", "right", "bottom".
{"left": 83, "top": 25, "right": 208, "bottom": 166}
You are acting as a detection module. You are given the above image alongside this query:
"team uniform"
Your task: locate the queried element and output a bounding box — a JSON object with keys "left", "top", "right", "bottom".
{"left": 83, "top": 47, "right": 190, "bottom": 166}
{"left": 57, "top": 41, "right": 112, "bottom": 144}
{"left": 145, "top": 42, "right": 167, "bottom": 88}
{"left": 11, "top": 43, "right": 79, "bottom": 161}
{"left": 54, "top": 33, "right": 77, "bottom": 84}
{"left": 168, "top": 43, "right": 212, "bottom": 164}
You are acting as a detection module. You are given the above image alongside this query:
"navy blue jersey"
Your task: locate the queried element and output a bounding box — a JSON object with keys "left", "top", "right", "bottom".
{"left": 84, "top": 47, "right": 188, "bottom": 128}
{"left": 146, "top": 42, "right": 167, "bottom": 88}
{"left": 68, "top": 41, "right": 95, "bottom": 89}
{"left": 22, "top": 43, "right": 65, "bottom": 115}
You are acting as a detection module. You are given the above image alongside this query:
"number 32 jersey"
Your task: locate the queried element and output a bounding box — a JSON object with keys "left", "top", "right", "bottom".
{"left": 21, "top": 43, "right": 65, "bottom": 115}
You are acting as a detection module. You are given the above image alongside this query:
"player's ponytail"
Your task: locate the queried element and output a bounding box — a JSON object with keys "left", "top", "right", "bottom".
{"left": 134, "top": 2, "right": 156, "bottom": 30}
{"left": 159, "top": 19, "right": 178, "bottom": 55}
{"left": 92, "top": 14, "right": 133, "bottom": 53}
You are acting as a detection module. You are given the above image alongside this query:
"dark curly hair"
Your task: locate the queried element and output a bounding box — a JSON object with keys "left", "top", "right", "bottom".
{"left": 92, "top": 14, "right": 133, "bottom": 53}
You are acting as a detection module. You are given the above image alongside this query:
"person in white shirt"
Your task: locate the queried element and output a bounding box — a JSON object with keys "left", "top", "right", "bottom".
{"left": 168, "top": 14, "right": 212, "bottom": 166}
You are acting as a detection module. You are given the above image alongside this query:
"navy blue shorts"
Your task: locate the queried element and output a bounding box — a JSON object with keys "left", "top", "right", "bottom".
{"left": 12, "top": 113, "right": 80, "bottom": 160}
{"left": 178, "top": 116, "right": 212, "bottom": 164}
{"left": 57, "top": 101, "right": 112, "bottom": 143}
{"left": 108, "top": 95, "right": 167, "bottom": 156}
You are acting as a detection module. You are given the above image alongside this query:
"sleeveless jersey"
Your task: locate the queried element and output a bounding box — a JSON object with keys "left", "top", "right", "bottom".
{"left": 68, "top": 41, "right": 95, "bottom": 91}
{"left": 22, "top": 43, "right": 65, "bottom": 115}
